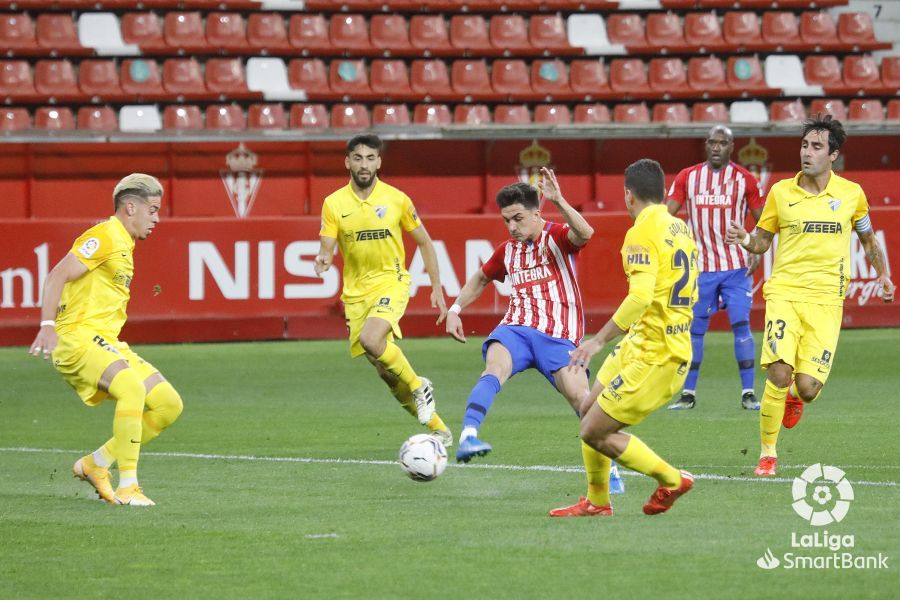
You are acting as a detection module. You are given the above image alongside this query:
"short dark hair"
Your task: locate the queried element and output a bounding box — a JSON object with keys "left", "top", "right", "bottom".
{"left": 346, "top": 134, "right": 383, "bottom": 155}
{"left": 802, "top": 114, "right": 846, "bottom": 155}
{"left": 624, "top": 159, "right": 665, "bottom": 203}
{"left": 496, "top": 182, "right": 539, "bottom": 210}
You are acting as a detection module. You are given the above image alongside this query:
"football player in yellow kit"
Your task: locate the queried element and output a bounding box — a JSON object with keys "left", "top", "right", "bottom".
{"left": 551, "top": 158, "right": 698, "bottom": 517}
{"left": 30, "top": 174, "right": 182, "bottom": 506}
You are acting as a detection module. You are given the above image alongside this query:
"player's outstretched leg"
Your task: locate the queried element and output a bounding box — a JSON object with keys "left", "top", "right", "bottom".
{"left": 549, "top": 442, "right": 614, "bottom": 517}
{"left": 106, "top": 369, "right": 154, "bottom": 506}
{"left": 615, "top": 434, "right": 694, "bottom": 515}
{"left": 643, "top": 470, "right": 695, "bottom": 515}
{"left": 456, "top": 374, "right": 502, "bottom": 463}
{"left": 757, "top": 379, "right": 788, "bottom": 476}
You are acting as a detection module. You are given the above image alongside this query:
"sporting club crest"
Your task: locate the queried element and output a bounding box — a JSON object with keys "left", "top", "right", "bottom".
{"left": 221, "top": 143, "right": 263, "bottom": 218}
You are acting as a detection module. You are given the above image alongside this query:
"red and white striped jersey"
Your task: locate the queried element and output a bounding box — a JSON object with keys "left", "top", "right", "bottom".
{"left": 481, "top": 221, "right": 584, "bottom": 343}
{"left": 668, "top": 161, "right": 763, "bottom": 272}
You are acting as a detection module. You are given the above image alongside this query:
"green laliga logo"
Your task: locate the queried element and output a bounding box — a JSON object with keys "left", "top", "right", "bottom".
{"left": 791, "top": 464, "right": 854, "bottom": 526}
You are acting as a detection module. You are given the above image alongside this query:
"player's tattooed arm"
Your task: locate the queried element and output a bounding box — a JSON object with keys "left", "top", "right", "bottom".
{"left": 743, "top": 228, "right": 774, "bottom": 255}
{"left": 858, "top": 229, "right": 895, "bottom": 303}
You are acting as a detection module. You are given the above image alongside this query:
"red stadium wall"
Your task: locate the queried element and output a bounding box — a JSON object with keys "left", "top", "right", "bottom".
{"left": 2, "top": 137, "right": 899, "bottom": 346}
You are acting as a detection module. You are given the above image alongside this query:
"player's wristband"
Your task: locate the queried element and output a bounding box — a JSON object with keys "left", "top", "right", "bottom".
{"left": 40, "top": 320, "right": 55, "bottom": 328}
{"left": 449, "top": 303, "right": 462, "bottom": 315}
{"left": 741, "top": 233, "right": 751, "bottom": 248}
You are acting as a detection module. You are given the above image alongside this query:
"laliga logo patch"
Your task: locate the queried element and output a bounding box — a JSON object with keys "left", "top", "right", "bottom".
{"left": 78, "top": 237, "right": 101, "bottom": 258}
{"left": 792, "top": 463, "right": 854, "bottom": 526}
{"left": 375, "top": 205, "right": 387, "bottom": 219}
{"left": 828, "top": 197, "right": 841, "bottom": 212}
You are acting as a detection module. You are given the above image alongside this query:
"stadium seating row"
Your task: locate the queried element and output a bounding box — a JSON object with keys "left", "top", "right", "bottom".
{"left": 3, "top": 54, "right": 897, "bottom": 104}
{"left": 4, "top": 98, "right": 898, "bottom": 132}
{"left": 1, "top": 10, "right": 885, "bottom": 58}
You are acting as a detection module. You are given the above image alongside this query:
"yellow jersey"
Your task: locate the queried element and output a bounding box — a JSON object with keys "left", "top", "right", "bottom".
{"left": 320, "top": 179, "right": 422, "bottom": 303}
{"left": 56, "top": 216, "right": 135, "bottom": 339}
{"left": 757, "top": 171, "right": 869, "bottom": 306}
{"left": 618, "top": 204, "right": 698, "bottom": 363}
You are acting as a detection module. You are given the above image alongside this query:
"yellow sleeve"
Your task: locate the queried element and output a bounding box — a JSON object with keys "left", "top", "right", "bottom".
{"left": 851, "top": 186, "right": 869, "bottom": 225}
{"left": 319, "top": 198, "right": 338, "bottom": 238}
{"left": 70, "top": 227, "right": 115, "bottom": 271}
{"left": 612, "top": 271, "right": 655, "bottom": 330}
{"left": 399, "top": 193, "right": 422, "bottom": 232}
{"left": 756, "top": 188, "right": 779, "bottom": 233}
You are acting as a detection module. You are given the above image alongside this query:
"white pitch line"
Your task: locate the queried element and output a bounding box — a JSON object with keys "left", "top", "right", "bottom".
{"left": 1, "top": 447, "right": 896, "bottom": 488}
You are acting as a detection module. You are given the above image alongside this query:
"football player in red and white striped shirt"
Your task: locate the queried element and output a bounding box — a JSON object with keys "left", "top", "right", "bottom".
{"left": 666, "top": 125, "right": 765, "bottom": 411}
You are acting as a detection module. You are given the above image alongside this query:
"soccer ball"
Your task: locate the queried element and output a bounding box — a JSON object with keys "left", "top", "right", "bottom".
{"left": 399, "top": 434, "right": 448, "bottom": 482}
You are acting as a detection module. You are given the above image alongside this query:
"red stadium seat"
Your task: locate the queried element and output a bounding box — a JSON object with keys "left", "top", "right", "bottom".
{"left": 770, "top": 99, "right": 806, "bottom": 122}
{"left": 163, "top": 105, "right": 203, "bottom": 129}
{"left": 809, "top": 98, "right": 848, "bottom": 121}
{"left": 848, "top": 98, "right": 884, "bottom": 121}
{"left": 79, "top": 60, "right": 122, "bottom": 99}
{"left": 614, "top": 103, "right": 650, "bottom": 123}
{"left": 371, "top": 15, "right": 411, "bottom": 53}
{"left": 121, "top": 59, "right": 164, "bottom": 96}
{"left": 534, "top": 104, "right": 571, "bottom": 124}
{"left": 331, "top": 103, "right": 371, "bottom": 128}
{"left": 330, "top": 59, "right": 370, "bottom": 96}
{"left": 164, "top": 12, "right": 208, "bottom": 52}
{"left": 609, "top": 58, "right": 648, "bottom": 93}
{"left": 452, "top": 60, "right": 492, "bottom": 97}
{"left": 207, "top": 13, "right": 249, "bottom": 51}
{"left": 372, "top": 103, "right": 410, "bottom": 126}
{"left": 574, "top": 104, "right": 611, "bottom": 124}
{"left": 330, "top": 14, "right": 370, "bottom": 52}
{"left": 410, "top": 15, "right": 452, "bottom": 52}
{"left": 288, "top": 58, "right": 330, "bottom": 94}
{"left": 653, "top": 102, "right": 690, "bottom": 123}
{"left": 646, "top": 13, "right": 685, "bottom": 49}
{"left": 800, "top": 11, "right": 836, "bottom": 45}
{"left": 121, "top": 12, "right": 166, "bottom": 51}
{"left": 450, "top": 15, "right": 491, "bottom": 52}
{"left": 495, "top": 104, "right": 531, "bottom": 124}
{"left": 0, "top": 60, "right": 35, "bottom": 97}
{"left": 290, "top": 103, "right": 329, "bottom": 128}
{"left": 490, "top": 15, "right": 531, "bottom": 51}
{"left": 532, "top": 59, "right": 571, "bottom": 97}
{"left": 34, "top": 60, "right": 79, "bottom": 98}
{"left": 649, "top": 58, "right": 688, "bottom": 92}
{"left": 77, "top": 106, "right": 117, "bottom": 130}
{"left": 288, "top": 14, "right": 331, "bottom": 52}
{"left": 411, "top": 59, "right": 452, "bottom": 96}
{"left": 881, "top": 56, "right": 900, "bottom": 89}
{"left": 762, "top": 12, "right": 800, "bottom": 46}
{"left": 492, "top": 59, "right": 531, "bottom": 96}
{"left": 0, "top": 13, "right": 37, "bottom": 52}
{"left": 34, "top": 106, "right": 75, "bottom": 130}
{"left": 723, "top": 12, "right": 762, "bottom": 46}
{"left": 684, "top": 12, "right": 723, "bottom": 49}
{"left": 726, "top": 56, "right": 768, "bottom": 91}
{"left": 529, "top": 14, "right": 569, "bottom": 50}
{"left": 570, "top": 59, "right": 610, "bottom": 96}
{"left": 0, "top": 107, "right": 31, "bottom": 131}
{"left": 843, "top": 55, "right": 882, "bottom": 90}
{"left": 688, "top": 56, "right": 728, "bottom": 91}
{"left": 413, "top": 103, "right": 451, "bottom": 125}
{"left": 248, "top": 103, "right": 287, "bottom": 128}
{"left": 454, "top": 104, "right": 491, "bottom": 125}
{"left": 888, "top": 99, "right": 900, "bottom": 120}
{"left": 206, "top": 58, "right": 249, "bottom": 95}
{"left": 804, "top": 55, "right": 843, "bottom": 86}
{"left": 248, "top": 13, "right": 291, "bottom": 51}
{"left": 606, "top": 14, "right": 646, "bottom": 45}
{"left": 371, "top": 60, "right": 412, "bottom": 96}
{"left": 691, "top": 102, "right": 728, "bottom": 123}
{"left": 838, "top": 12, "right": 877, "bottom": 44}
{"left": 163, "top": 58, "right": 206, "bottom": 96}
{"left": 206, "top": 104, "right": 246, "bottom": 129}
{"left": 36, "top": 14, "right": 82, "bottom": 51}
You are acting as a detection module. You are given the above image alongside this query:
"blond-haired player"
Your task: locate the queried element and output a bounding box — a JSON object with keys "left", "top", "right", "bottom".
{"left": 29, "top": 173, "right": 183, "bottom": 506}
{"left": 726, "top": 115, "right": 894, "bottom": 476}
{"left": 314, "top": 134, "right": 451, "bottom": 444}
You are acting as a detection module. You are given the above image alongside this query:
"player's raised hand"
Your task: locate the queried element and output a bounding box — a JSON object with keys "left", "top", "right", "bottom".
{"left": 314, "top": 254, "right": 331, "bottom": 276}
{"left": 878, "top": 274, "right": 895, "bottom": 303}
{"left": 538, "top": 167, "right": 564, "bottom": 205}
{"left": 725, "top": 221, "right": 747, "bottom": 245}
{"left": 445, "top": 311, "right": 466, "bottom": 343}
{"left": 29, "top": 325, "right": 57, "bottom": 360}
{"left": 568, "top": 337, "right": 601, "bottom": 372}
{"left": 431, "top": 288, "right": 448, "bottom": 324}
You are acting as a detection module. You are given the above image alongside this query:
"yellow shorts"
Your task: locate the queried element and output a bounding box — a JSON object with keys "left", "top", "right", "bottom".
{"left": 760, "top": 298, "right": 842, "bottom": 385}
{"left": 52, "top": 331, "right": 158, "bottom": 406}
{"left": 344, "top": 283, "right": 409, "bottom": 358}
{"left": 596, "top": 343, "right": 688, "bottom": 425}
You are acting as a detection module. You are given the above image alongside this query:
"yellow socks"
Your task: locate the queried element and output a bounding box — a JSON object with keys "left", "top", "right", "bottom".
{"left": 108, "top": 369, "right": 146, "bottom": 474}
{"left": 390, "top": 382, "right": 418, "bottom": 418}
{"left": 582, "top": 441, "right": 612, "bottom": 507}
{"left": 141, "top": 381, "right": 184, "bottom": 445}
{"left": 92, "top": 440, "right": 116, "bottom": 468}
{"left": 377, "top": 342, "right": 422, "bottom": 392}
{"left": 426, "top": 413, "right": 449, "bottom": 433}
{"left": 617, "top": 434, "right": 681, "bottom": 489}
{"left": 760, "top": 379, "right": 788, "bottom": 458}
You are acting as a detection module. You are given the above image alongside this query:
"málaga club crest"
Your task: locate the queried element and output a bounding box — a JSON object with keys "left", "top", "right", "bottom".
{"left": 221, "top": 143, "right": 263, "bottom": 218}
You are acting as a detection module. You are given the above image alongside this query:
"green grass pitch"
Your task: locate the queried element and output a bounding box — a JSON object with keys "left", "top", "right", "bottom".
{"left": 1, "top": 330, "right": 897, "bottom": 599}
